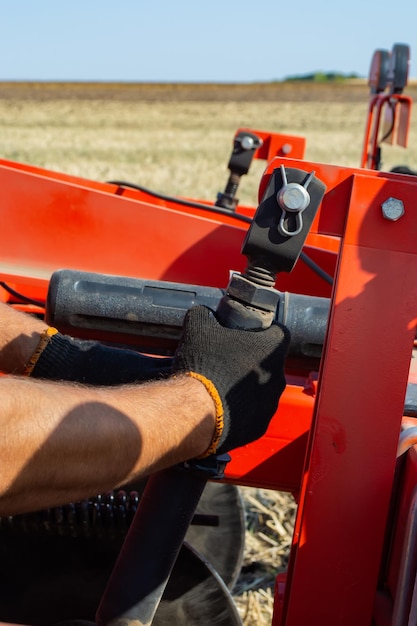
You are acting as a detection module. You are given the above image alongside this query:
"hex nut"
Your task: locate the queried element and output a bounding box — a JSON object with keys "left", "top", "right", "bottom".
{"left": 381, "top": 197, "right": 405, "bottom": 221}
{"left": 227, "top": 273, "right": 280, "bottom": 312}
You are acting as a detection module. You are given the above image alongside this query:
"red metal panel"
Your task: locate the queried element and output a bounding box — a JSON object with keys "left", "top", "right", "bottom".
{"left": 236, "top": 128, "right": 306, "bottom": 161}
{"left": 0, "top": 164, "right": 248, "bottom": 293}
{"left": 225, "top": 380, "right": 314, "bottom": 492}
{"left": 0, "top": 159, "right": 338, "bottom": 302}
{"left": 275, "top": 171, "right": 417, "bottom": 625}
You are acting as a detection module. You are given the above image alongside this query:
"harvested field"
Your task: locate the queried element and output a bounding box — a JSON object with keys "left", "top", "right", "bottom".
{"left": 0, "top": 80, "right": 380, "bottom": 102}
{"left": 1, "top": 81, "right": 416, "bottom": 209}
{"left": 1, "top": 79, "right": 417, "bottom": 103}
{"left": 1, "top": 80, "right": 416, "bottom": 624}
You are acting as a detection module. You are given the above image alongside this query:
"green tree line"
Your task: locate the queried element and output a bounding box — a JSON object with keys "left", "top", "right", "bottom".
{"left": 284, "top": 71, "right": 360, "bottom": 82}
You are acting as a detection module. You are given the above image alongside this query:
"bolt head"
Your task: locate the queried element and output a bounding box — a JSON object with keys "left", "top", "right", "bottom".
{"left": 240, "top": 136, "right": 254, "bottom": 150}
{"left": 278, "top": 183, "right": 310, "bottom": 212}
{"left": 381, "top": 197, "right": 405, "bottom": 221}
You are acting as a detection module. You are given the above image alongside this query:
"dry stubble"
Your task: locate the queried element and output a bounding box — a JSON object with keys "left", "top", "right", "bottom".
{"left": 1, "top": 85, "right": 417, "bottom": 207}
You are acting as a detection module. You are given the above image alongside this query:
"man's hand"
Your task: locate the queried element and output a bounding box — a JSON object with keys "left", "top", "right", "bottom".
{"left": 173, "top": 305, "right": 290, "bottom": 455}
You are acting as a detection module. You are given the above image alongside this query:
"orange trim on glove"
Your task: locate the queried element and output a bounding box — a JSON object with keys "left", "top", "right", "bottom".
{"left": 187, "top": 371, "right": 224, "bottom": 458}
{"left": 23, "top": 327, "right": 59, "bottom": 376}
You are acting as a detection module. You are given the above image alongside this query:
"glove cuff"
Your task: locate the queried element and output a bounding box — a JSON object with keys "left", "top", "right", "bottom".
{"left": 186, "top": 371, "right": 224, "bottom": 458}
{"left": 22, "top": 326, "right": 59, "bottom": 376}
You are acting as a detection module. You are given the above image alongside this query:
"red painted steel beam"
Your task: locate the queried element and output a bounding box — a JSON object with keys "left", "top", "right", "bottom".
{"left": 275, "top": 170, "right": 417, "bottom": 625}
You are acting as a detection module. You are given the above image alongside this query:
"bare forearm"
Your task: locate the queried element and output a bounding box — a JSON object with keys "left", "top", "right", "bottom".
{"left": 0, "top": 374, "right": 215, "bottom": 515}
{"left": 0, "top": 301, "right": 47, "bottom": 374}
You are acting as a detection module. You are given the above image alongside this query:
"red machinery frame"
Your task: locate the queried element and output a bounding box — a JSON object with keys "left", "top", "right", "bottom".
{"left": 268, "top": 159, "right": 417, "bottom": 625}
{"left": 242, "top": 127, "right": 306, "bottom": 161}
{"left": 0, "top": 136, "right": 417, "bottom": 624}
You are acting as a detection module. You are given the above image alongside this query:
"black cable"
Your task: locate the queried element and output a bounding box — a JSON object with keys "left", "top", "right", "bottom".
{"left": 108, "top": 180, "right": 252, "bottom": 223}
{"left": 300, "top": 252, "right": 333, "bottom": 285}
{"left": 0, "top": 282, "right": 44, "bottom": 308}
{"left": 108, "top": 180, "right": 334, "bottom": 286}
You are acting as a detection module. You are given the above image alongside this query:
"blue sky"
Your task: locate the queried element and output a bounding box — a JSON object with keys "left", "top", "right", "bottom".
{"left": 1, "top": 0, "right": 417, "bottom": 82}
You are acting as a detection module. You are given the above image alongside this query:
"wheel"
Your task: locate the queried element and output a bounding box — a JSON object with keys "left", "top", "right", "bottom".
{"left": 368, "top": 48, "right": 390, "bottom": 93}
{"left": 389, "top": 43, "right": 410, "bottom": 93}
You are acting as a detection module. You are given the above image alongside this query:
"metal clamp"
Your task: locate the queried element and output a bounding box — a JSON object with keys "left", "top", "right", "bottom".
{"left": 277, "top": 165, "right": 315, "bottom": 237}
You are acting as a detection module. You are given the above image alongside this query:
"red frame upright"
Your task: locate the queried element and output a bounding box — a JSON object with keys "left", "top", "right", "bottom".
{"left": 264, "top": 159, "right": 417, "bottom": 625}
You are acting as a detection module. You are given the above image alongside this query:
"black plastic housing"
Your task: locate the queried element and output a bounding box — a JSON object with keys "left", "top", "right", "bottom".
{"left": 241, "top": 167, "right": 326, "bottom": 274}
{"left": 46, "top": 269, "right": 330, "bottom": 364}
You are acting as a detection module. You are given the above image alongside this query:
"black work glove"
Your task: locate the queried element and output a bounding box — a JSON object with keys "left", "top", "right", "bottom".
{"left": 32, "top": 332, "right": 173, "bottom": 385}
{"left": 173, "top": 305, "right": 290, "bottom": 456}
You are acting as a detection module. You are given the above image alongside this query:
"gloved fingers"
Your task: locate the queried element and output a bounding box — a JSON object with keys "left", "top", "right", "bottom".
{"left": 265, "top": 322, "right": 292, "bottom": 353}
{"left": 181, "top": 305, "right": 219, "bottom": 331}
{"left": 182, "top": 305, "right": 291, "bottom": 343}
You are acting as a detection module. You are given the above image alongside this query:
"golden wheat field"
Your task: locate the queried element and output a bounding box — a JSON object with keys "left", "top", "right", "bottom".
{"left": 1, "top": 80, "right": 417, "bottom": 625}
